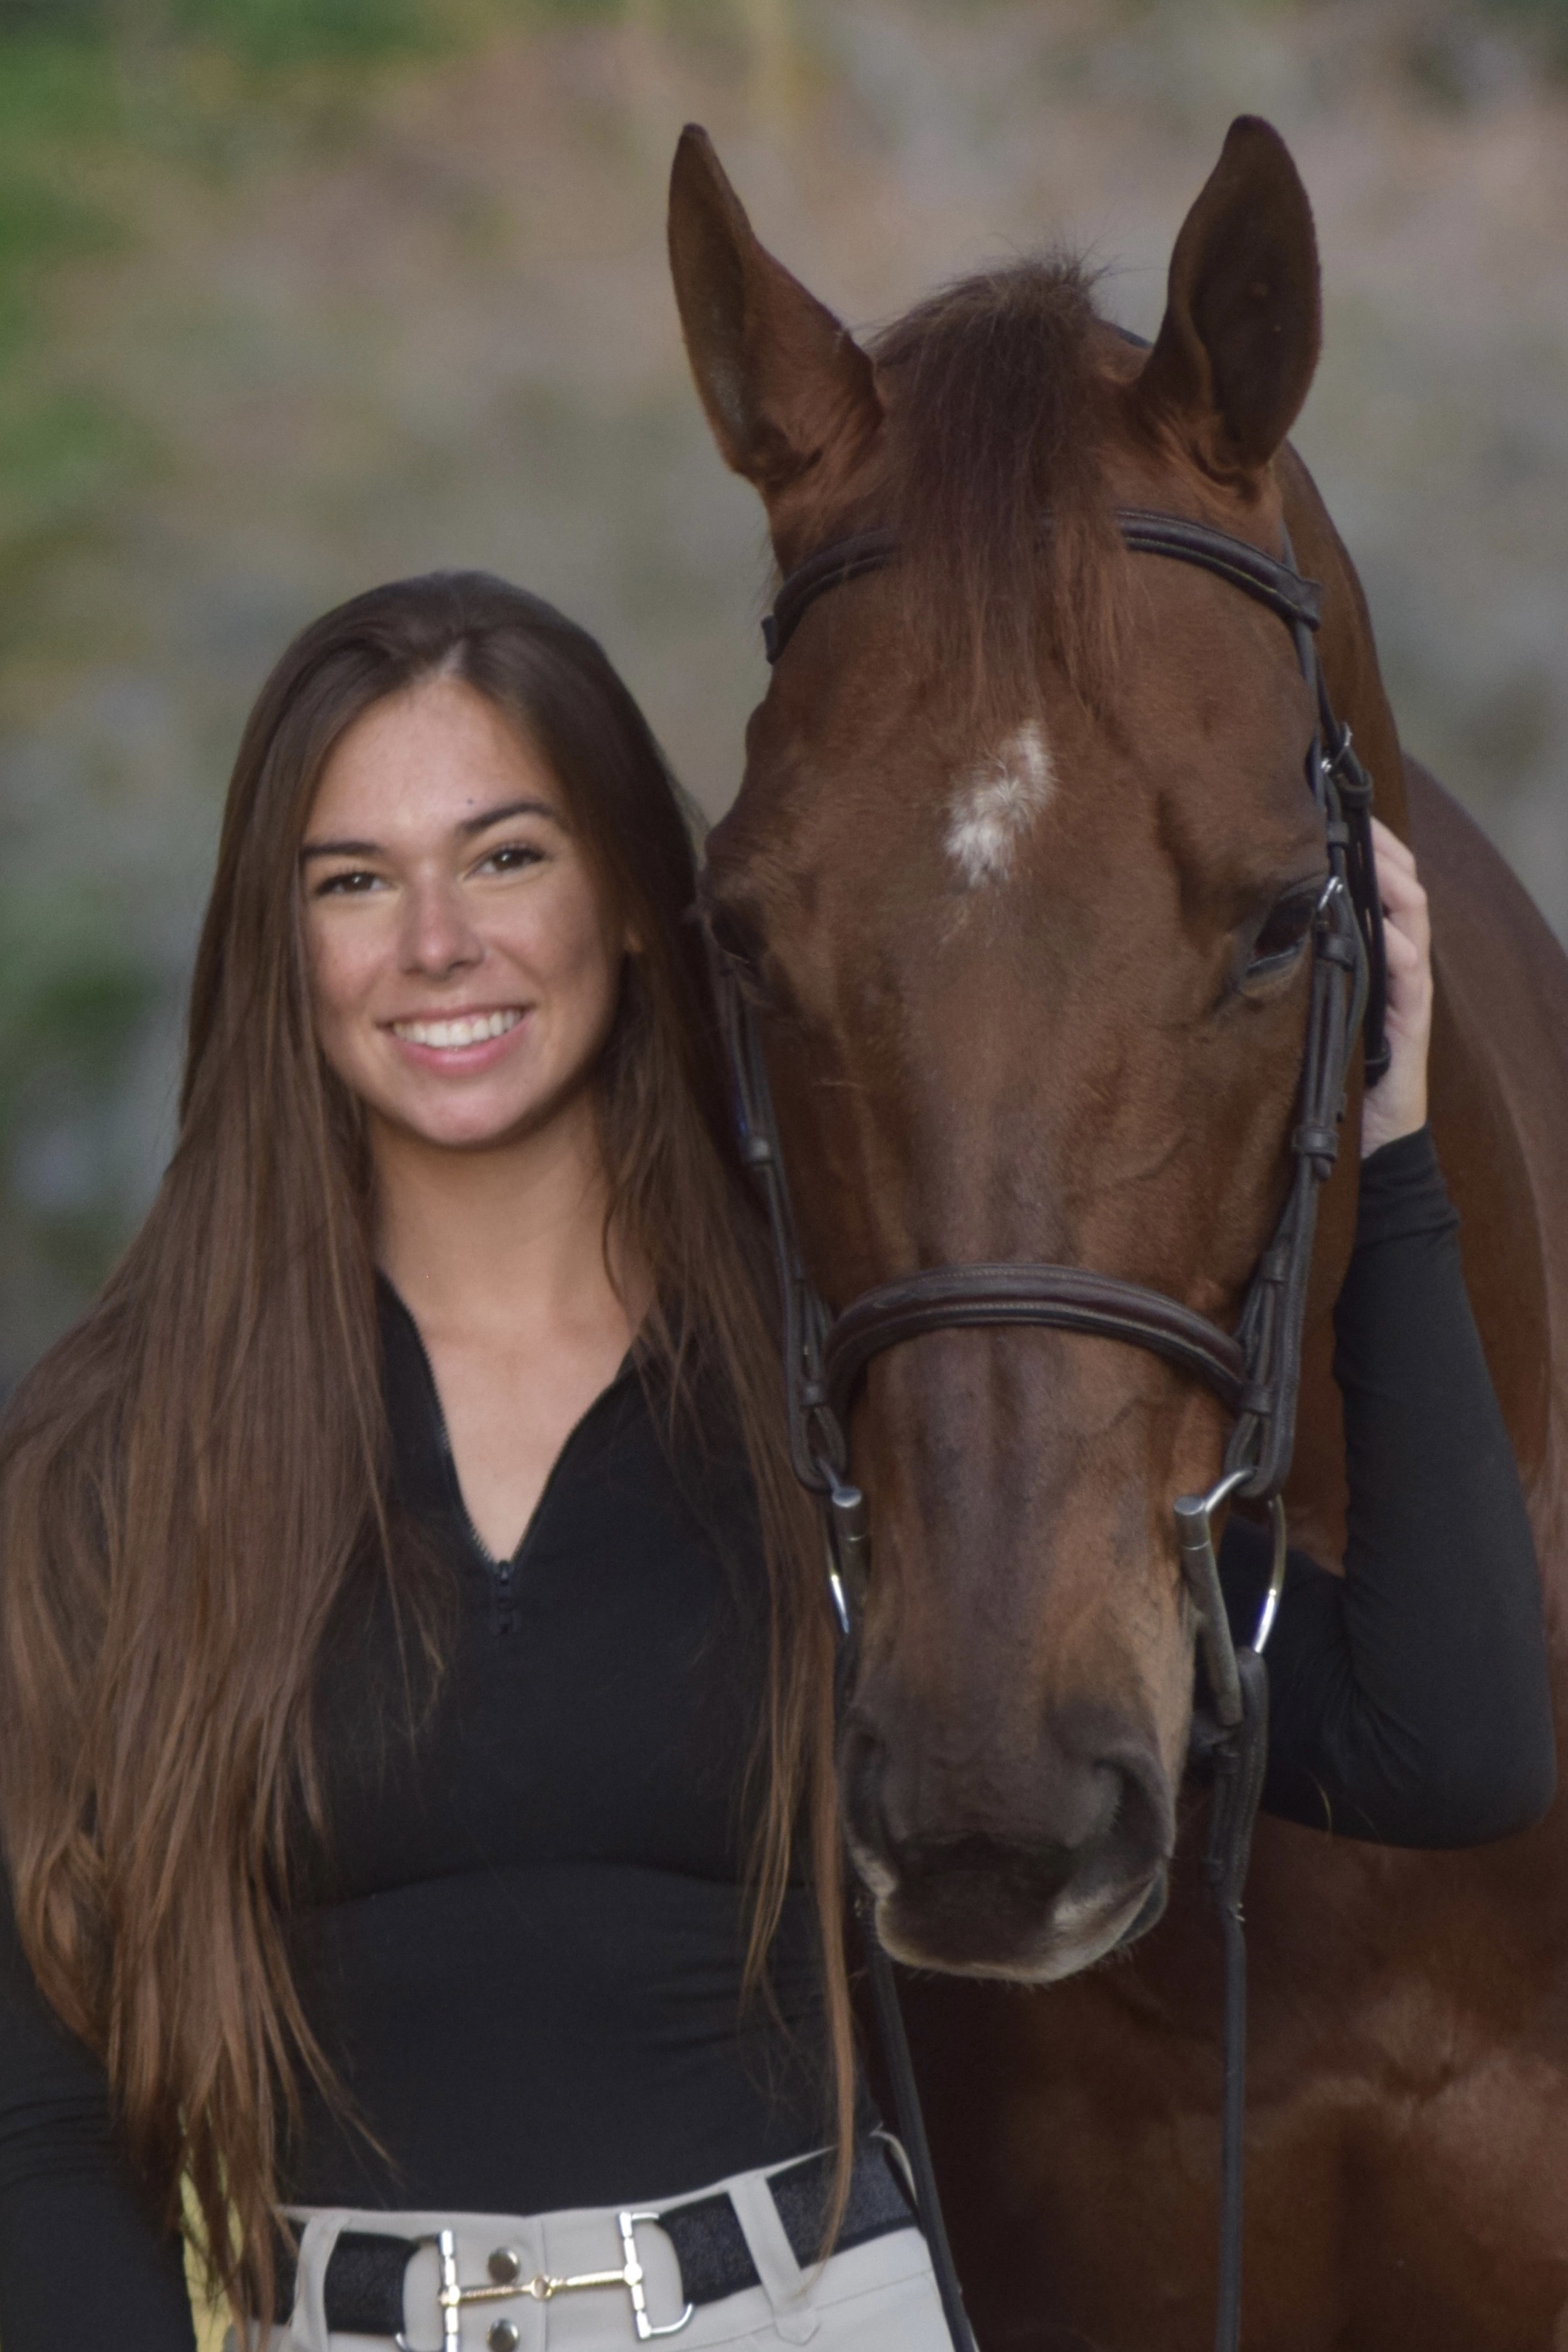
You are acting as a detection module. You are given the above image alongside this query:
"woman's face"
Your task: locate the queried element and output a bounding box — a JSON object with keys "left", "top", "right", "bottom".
{"left": 302, "top": 674, "right": 627, "bottom": 1153}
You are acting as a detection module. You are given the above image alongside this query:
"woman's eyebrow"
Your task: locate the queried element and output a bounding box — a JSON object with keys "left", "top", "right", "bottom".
{"left": 299, "top": 799, "right": 563, "bottom": 862}
{"left": 300, "top": 835, "right": 379, "bottom": 862}
{"left": 457, "top": 797, "right": 563, "bottom": 838}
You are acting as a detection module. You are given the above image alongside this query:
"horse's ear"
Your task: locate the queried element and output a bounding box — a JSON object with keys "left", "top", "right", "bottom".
{"left": 1135, "top": 115, "right": 1320, "bottom": 478}
{"left": 668, "top": 125, "right": 881, "bottom": 521}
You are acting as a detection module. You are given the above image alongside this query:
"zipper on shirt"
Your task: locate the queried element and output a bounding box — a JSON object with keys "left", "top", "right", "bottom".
{"left": 392, "top": 1294, "right": 632, "bottom": 1635}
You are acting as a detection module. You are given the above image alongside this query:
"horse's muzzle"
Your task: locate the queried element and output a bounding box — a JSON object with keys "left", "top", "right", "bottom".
{"left": 838, "top": 1716, "right": 1174, "bottom": 1982}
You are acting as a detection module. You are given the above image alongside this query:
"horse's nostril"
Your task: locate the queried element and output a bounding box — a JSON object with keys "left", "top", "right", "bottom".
{"left": 1104, "top": 1743, "right": 1172, "bottom": 1866}
{"left": 838, "top": 1717, "right": 896, "bottom": 1880}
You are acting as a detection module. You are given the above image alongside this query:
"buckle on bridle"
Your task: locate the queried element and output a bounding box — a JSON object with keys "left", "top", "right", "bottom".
{"left": 395, "top": 2220, "right": 694, "bottom": 2349}
{"left": 823, "top": 1472, "right": 869, "bottom": 1634}
{"left": 1320, "top": 718, "right": 1373, "bottom": 806}
{"left": 1174, "top": 1467, "right": 1288, "bottom": 1730}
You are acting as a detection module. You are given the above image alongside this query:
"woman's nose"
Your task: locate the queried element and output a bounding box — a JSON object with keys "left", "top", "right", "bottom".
{"left": 400, "top": 881, "right": 483, "bottom": 978}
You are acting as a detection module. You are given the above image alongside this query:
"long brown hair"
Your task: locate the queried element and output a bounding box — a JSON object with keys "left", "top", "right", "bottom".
{"left": 0, "top": 572, "right": 847, "bottom": 2317}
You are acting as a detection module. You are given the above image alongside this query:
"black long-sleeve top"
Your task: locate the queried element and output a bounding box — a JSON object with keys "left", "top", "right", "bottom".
{"left": 0, "top": 1127, "right": 1552, "bottom": 2349}
{"left": 1222, "top": 1128, "right": 1553, "bottom": 1839}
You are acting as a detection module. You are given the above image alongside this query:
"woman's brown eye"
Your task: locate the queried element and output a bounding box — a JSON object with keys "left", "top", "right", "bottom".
{"left": 1244, "top": 887, "right": 1320, "bottom": 981}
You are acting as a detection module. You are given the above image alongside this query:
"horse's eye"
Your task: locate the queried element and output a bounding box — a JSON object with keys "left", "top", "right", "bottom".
{"left": 1244, "top": 886, "right": 1320, "bottom": 982}
{"left": 705, "top": 903, "right": 765, "bottom": 978}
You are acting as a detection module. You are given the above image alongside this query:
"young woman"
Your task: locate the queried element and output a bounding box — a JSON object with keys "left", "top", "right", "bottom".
{"left": 0, "top": 572, "right": 1551, "bottom": 2352}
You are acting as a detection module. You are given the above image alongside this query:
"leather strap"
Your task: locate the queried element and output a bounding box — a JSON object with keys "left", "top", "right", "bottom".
{"left": 1203, "top": 1647, "right": 1271, "bottom": 2352}
{"left": 662, "top": 2140, "right": 914, "bottom": 2305}
{"left": 761, "top": 509, "right": 1322, "bottom": 664}
{"left": 1115, "top": 509, "right": 1323, "bottom": 630}
{"left": 823, "top": 1262, "right": 1248, "bottom": 1425}
{"left": 323, "top": 2231, "right": 413, "bottom": 2334}
{"left": 762, "top": 527, "right": 898, "bottom": 663}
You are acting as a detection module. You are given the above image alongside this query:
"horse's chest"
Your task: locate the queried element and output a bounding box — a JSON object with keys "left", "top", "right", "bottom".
{"left": 909, "top": 1832, "right": 1568, "bottom": 2351}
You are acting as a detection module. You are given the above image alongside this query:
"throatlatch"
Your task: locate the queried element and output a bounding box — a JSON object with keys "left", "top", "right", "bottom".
{"left": 714, "top": 506, "right": 1385, "bottom": 2352}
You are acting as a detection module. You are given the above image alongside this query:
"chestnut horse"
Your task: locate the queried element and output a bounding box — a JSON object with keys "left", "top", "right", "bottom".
{"left": 668, "top": 116, "right": 1568, "bottom": 2351}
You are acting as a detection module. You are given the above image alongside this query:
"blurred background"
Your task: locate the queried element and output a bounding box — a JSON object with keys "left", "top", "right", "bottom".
{"left": 1, "top": 0, "right": 1565, "bottom": 1391}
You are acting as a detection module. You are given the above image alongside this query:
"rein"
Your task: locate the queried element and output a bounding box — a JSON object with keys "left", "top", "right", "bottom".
{"left": 714, "top": 506, "right": 1388, "bottom": 2352}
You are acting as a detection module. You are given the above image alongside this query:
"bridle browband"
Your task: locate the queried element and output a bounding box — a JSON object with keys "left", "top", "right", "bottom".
{"left": 761, "top": 506, "right": 1327, "bottom": 663}
{"left": 711, "top": 506, "right": 1390, "bottom": 2352}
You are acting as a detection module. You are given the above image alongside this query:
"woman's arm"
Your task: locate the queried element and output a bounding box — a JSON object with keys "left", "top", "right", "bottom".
{"left": 1219, "top": 821, "right": 1556, "bottom": 1846}
{"left": 0, "top": 1875, "right": 196, "bottom": 2352}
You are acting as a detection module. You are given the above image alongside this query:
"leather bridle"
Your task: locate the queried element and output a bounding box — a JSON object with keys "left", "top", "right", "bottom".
{"left": 709, "top": 507, "right": 1388, "bottom": 2352}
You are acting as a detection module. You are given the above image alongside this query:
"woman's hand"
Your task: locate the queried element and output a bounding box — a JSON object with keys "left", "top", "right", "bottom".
{"left": 1361, "top": 816, "right": 1433, "bottom": 1158}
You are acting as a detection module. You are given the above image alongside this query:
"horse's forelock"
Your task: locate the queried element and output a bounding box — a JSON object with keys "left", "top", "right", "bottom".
{"left": 869, "top": 258, "right": 1124, "bottom": 722}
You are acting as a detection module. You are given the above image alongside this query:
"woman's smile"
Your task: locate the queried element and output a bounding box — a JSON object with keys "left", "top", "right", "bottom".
{"left": 387, "top": 1003, "right": 528, "bottom": 1065}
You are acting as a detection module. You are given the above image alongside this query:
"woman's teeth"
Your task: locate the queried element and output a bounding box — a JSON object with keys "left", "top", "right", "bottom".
{"left": 392, "top": 1009, "right": 522, "bottom": 1049}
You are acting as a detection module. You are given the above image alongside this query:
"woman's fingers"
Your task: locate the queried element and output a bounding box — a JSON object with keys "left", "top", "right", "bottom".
{"left": 1361, "top": 816, "right": 1433, "bottom": 1156}
{"left": 1370, "top": 817, "right": 1431, "bottom": 969}
{"left": 1382, "top": 920, "right": 1419, "bottom": 975}
{"left": 1370, "top": 816, "right": 1426, "bottom": 910}
{"left": 1368, "top": 814, "right": 1415, "bottom": 874}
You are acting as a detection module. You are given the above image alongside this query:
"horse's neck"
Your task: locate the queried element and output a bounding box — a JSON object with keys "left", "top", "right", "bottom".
{"left": 1409, "top": 760, "right": 1564, "bottom": 1500}
{"left": 1279, "top": 453, "right": 1564, "bottom": 1560}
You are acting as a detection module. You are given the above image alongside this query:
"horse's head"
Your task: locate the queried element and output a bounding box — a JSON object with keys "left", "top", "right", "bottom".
{"left": 671, "top": 119, "right": 1361, "bottom": 1981}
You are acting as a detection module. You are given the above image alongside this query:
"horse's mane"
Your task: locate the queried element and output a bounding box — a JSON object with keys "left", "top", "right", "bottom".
{"left": 868, "top": 258, "right": 1123, "bottom": 721}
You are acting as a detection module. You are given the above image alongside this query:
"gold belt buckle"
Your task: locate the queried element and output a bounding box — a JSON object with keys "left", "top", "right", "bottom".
{"left": 395, "top": 2219, "right": 694, "bottom": 2348}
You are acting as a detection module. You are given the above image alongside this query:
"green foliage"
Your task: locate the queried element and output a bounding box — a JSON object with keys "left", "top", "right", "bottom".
{"left": 0, "top": 906, "right": 164, "bottom": 1326}
{"left": 0, "top": 942, "right": 156, "bottom": 1086}
{"left": 0, "top": 0, "right": 538, "bottom": 595}
{"left": 0, "top": 46, "right": 123, "bottom": 347}
{"left": 0, "top": 0, "right": 454, "bottom": 53}
{"left": 0, "top": 1, "right": 109, "bottom": 31}
{"left": 164, "top": 0, "right": 448, "bottom": 71}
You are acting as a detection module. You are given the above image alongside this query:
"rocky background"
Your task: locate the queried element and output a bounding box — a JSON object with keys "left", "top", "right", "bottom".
{"left": 2, "top": 0, "right": 1565, "bottom": 1391}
